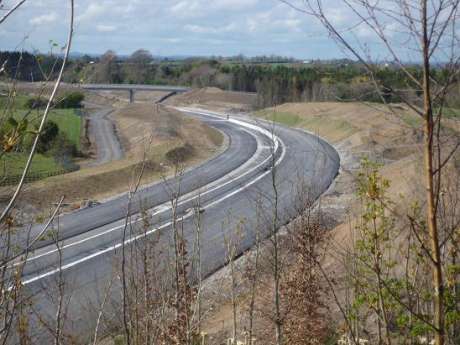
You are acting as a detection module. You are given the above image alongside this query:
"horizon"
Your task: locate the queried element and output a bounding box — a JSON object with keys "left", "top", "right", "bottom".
{"left": 0, "top": 0, "right": 409, "bottom": 61}
{"left": 0, "top": 50, "right": 433, "bottom": 66}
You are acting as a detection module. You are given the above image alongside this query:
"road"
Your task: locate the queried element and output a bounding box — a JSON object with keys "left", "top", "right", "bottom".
{"left": 81, "top": 83, "right": 190, "bottom": 93}
{"left": 81, "top": 83, "right": 190, "bottom": 102}
{"left": 9, "top": 107, "right": 340, "bottom": 342}
{"left": 84, "top": 103, "right": 123, "bottom": 165}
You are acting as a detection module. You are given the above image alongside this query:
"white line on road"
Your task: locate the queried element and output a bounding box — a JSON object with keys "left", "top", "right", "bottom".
{"left": 18, "top": 109, "right": 286, "bottom": 285}
{"left": 17, "top": 112, "right": 275, "bottom": 266}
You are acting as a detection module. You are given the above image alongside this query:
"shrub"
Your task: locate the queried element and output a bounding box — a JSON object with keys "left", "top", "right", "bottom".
{"left": 48, "top": 132, "right": 77, "bottom": 167}
{"left": 55, "top": 92, "right": 84, "bottom": 108}
{"left": 25, "top": 97, "right": 48, "bottom": 109}
{"left": 165, "top": 143, "right": 195, "bottom": 165}
{"left": 36, "top": 121, "right": 59, "bottom": 153}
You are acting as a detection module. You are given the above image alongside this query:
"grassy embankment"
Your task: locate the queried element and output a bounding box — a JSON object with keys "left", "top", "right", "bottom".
{"left": 255, "top": 107, "right": 357, "bottom": 142}
{"left": 256, "top": 102, "right": 460, "bottom": 143}
{"left": 0, "top": 94, "right": 81, "bottom": 177}
{"left": 11, "top": 103, "right": 224, "bottom": 214}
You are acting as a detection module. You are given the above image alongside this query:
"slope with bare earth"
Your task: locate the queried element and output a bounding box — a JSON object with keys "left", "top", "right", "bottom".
{"left": 94, "top": 91, "right": 457, "bottom": 344}
{"left": 189, "top": 101, "right": 459, "bottom": 343}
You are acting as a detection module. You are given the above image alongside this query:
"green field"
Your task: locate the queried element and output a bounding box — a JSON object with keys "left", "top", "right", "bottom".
{"left": 0, "top": 94, "right": 30, "bottom": 110}
{"left": 48, "top": 109, "right": 82, "bottom": 149}
{"left": 1, "top": 93, "right": 82, "bottom": 147}
{"left": 1, "top": 152, "right": 62, "bottom": 176}
{"left": 0, "top": 95, "right": 82, "bottom": 181}
{"left": 6, "top": 107, "right": 82, "bottom": 149}
{"left": 256, "top": 110, "right": 302, "bottom": 127}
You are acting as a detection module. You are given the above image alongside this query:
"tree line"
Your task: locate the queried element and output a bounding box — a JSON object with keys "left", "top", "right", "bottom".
{"left": 3, "top": 50, "right": 459, "bottom": 109}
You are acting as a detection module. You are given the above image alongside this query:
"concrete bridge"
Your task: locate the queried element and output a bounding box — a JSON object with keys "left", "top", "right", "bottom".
{"left": 81, "top": 84, "right": 190, "bottom": 103}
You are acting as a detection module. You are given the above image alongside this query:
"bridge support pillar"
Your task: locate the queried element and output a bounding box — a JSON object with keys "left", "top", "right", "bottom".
{"left": 129, "top": 89, "right": 134, "bottom": 103}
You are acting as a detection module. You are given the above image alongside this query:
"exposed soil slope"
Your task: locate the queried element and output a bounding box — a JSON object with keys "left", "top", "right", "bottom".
{"left": 194, "top": 101, "right": 459, "bottom": 343}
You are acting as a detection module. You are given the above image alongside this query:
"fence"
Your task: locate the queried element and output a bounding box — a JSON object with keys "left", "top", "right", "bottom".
{"left": 0, "top": 166, "right": 79, "bottom": 187}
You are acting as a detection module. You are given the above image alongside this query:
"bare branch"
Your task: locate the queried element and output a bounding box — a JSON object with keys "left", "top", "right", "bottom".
{"left": 0, "top": 0, "right": 26, "bottom": 25}
{"left": 0, "top": 0, "right": 74, "bottom": 223}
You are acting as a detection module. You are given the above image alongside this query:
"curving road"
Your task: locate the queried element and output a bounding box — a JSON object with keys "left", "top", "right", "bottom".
{"left": 84, "top": 103, "right": 124, "bottom": 165}
{"left": 10, "top": 107, "right": 340, "bottom": 342}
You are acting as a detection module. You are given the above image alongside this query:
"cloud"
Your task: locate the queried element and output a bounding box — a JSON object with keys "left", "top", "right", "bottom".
{"left": 184, "top": 24, "right": 216, "bottom": 34}
{"left": 77, "top": 3, "right": 107, "bottom": 22}
{"left": 184, "top": 22, "right": 237, "bottom": 34}
{"left": 169, "top": 0, "right": 259, "bottom": 18}
{"left": 246, "top": 6, "right": 305, "bottom": 34}
{"left": 211, "top": 0, "right": 259, "bottom": 11}
{"left": 327, "top": 8, "right": 348, "bottom": 26}
{"left": 1, "top": 0, "right": 349, "bottom": 58}
{"left": 161, "top": 37, "right": 183, "bottom": 43}
{"left": 96, "top": 24, "right": 117, "bottom": 32}
{"left": 170, "top": 1, "right": 196, "bottom": 12}
{"left": 29, "top": 12, "right": 57, "bottom": 26}
{"left": 169, "top": 1, "right": 201, "bottom": 17}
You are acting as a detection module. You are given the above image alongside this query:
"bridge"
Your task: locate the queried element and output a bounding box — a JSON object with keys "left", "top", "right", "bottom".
{"left": 80, "top": 83, "right": 190, "bottom": 103}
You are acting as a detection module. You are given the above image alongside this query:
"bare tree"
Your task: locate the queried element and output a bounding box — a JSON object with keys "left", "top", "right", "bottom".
{"left": 0, "top": 0, "right": 27, "bottom": 25}
{"left": 0, "top": 0, "right": 74, "bottom": 223}
{"left": 282, "top": 208, "right": 330, "bottom": 345}
{"left": 92, "top": 279, "right": 114, "bottom": 345}
{"left": 279, "top": 1, "right": 460, "bottom": 344}
{"left": 268, "top": 117, "right": 283, "bottom": 345}
{"left": 246, "top": 199, "right": 263, "bottom": 345}
{"left": 0, "top": 2, "right": 74, "bottom": 343}
{"left": 223, "top": 219, "right": 244, "bottom": 345}
{"left": 191, "top": 192, "right": 204, "bottom": 336}
{"left": 120, "top": 141, "right": 150, "bottom": 345}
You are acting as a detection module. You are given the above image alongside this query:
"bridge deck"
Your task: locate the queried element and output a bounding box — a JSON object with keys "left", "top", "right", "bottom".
{"left": 81, "top": 84, "right": 190, "bottom": 93}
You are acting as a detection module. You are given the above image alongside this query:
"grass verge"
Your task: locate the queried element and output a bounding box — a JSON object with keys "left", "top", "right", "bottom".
{"left": 254, "top": 108, "right": 357, "bottom": 142}
{"left": 9, "top": 108, "right": 82, "bottom": 149}
{"left": 255, "top": 110, "right": 301, "bottom": 127}
{"left": 0, "top": 108, "right": 82, "bottom": 181}
{"left": 1, "top": 152, "right": 62, "bottom": 176}
{"left": 47, "top": 109, "right": 82, "bottom": 150}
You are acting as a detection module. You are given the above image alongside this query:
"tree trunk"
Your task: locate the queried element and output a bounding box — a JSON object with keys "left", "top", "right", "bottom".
{"left": 421, "top": 2, "right": 445, "bottom": 344}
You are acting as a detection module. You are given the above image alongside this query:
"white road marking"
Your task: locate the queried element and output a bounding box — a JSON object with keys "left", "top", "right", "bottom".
{"left": 18, "top": 109, "right": 286, "bottom": 285}
{"left": 16, "top": 112, "right": 275, "bottom": 266}
{"left": 22, "top": 141, "right": 286, "bottom": 286}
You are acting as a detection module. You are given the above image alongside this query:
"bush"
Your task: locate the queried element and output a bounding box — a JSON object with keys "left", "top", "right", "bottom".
{"left": 36, "top": 121, "right": 59, "bottom": 153}
{"left": 48, "top": 132, "right": 77, "bottom": 168}
{"left": 165, "top": 143, "right": 195, "bottom": 165}
{"left": 55, "top": 92, "right": 84, "bottom": 108}
{"left": 25, "top": 97, "right": 48, "bottom": 109}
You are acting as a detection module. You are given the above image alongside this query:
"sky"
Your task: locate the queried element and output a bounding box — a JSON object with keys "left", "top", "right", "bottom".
{"left": 0, "top": 0, "right": 426, "bottom": 60}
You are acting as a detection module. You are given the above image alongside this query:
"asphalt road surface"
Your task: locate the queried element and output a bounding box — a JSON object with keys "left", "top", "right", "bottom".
{"left": 9, "top": 107, "right": 340, "bottom": 343}
{"left": 84, "top": 103, "right": 123, "bottom": 165}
